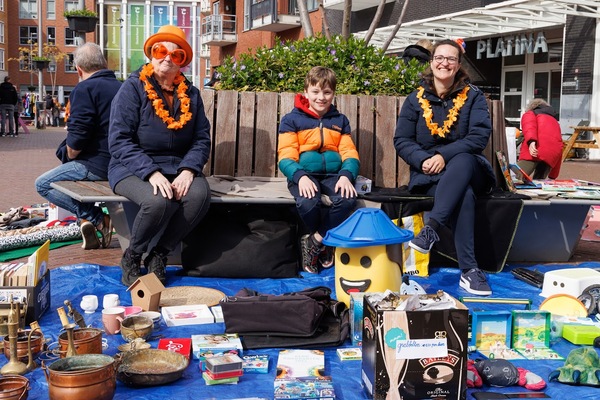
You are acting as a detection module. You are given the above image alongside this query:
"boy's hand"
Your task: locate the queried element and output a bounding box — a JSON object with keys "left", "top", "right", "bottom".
{"left": 298, "top": 175, "right": 318, "bottom": 198}
{"left": 336, "top": 176, "right": 357, "bottom": 198}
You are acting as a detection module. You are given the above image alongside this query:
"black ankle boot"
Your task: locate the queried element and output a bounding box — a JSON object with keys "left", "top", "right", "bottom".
{"left": 121, "top": 248, "right": 142, "bottom": 286}
{"left": 144, "top": 248, "right": 167, "bottom": 284}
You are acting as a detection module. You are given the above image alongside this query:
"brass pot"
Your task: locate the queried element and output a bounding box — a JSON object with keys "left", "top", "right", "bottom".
{"left": 0, "top": 375, "right": 29, "bottom": 400}
{"left": 120, "top": 316, "right": 153, "bottom": 342}
{"left": 3, "top": 330, "right": 43, "bottom": 362}
{"left": 42, "top": 354, "right": 116, "bottom": 400}
{"left": 58, "top": 328, "right": 103, "bottom": 358}
{"left": 116, "top": 349, "right": 188, "bottom": 387}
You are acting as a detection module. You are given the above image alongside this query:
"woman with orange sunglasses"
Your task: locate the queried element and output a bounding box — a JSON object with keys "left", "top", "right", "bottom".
{"left": 108, "top": 25, "right": 212, "bottom": 286}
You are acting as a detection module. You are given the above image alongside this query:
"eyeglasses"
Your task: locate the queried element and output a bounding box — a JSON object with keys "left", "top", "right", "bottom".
{"left": 151, "top": 43, "right": 186, "bottom": 66}
{"left": 432, "top": 55, "right": 459, "bottom": 64}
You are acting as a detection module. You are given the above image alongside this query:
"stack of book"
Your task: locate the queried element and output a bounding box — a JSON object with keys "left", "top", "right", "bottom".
{"left": 203, "top": 354, "right": 244, "bottom": 385}
{"left": 274, "top": 349, "right": 336, "bottom": 399}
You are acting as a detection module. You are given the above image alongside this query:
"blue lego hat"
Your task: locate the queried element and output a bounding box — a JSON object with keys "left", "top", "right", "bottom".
{"left": 322, "top": 208, "right": 414, "bottom": 248}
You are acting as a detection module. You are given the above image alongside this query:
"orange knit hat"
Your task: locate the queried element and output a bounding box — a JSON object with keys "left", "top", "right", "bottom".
{"left": 143, "top": 25, "right": 193, "bottom": 67}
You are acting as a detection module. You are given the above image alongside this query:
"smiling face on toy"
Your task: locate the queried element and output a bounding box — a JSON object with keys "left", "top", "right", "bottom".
{"left": 335, "top": 244, "right": 402, "bottom": 306}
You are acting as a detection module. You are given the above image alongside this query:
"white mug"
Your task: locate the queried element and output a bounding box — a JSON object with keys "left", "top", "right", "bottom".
{"left": 80, "top": 295, "right": 98, "bottom": 314}
{"left": 103, "top": 294, "right": 120, "bottom": 309}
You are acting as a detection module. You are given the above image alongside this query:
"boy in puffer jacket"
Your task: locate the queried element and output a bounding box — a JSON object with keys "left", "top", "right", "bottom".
{"left": 277, "top": 66, "right": 360, "bottom": 273}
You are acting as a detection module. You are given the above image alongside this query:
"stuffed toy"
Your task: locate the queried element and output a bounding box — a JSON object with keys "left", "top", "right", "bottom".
{"left": 549, "top": 346, "right": 600, "bottom": 386}
{"left": 473, "top": 358, "right": 546, "bottom": 390}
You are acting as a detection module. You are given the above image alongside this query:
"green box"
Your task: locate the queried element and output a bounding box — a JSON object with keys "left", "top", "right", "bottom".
{"left": 562, "top": 324, "right": 600, "bottom": 345}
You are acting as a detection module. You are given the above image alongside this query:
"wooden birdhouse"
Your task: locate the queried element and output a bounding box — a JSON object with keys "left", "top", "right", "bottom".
{"left": 126, "top": 273, "right": 165, "bottom": 311}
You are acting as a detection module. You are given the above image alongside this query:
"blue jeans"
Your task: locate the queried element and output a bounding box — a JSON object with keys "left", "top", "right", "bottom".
{"left": 35, "top": 162, "right": 106, "bottom": 226}
{"left": 0, "top": 104, "right": 15, "bottom": 134}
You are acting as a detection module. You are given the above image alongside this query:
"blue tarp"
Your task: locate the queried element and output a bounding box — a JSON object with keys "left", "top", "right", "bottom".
{"left": 8, "top": 261, "right": 600, "bottom": 399}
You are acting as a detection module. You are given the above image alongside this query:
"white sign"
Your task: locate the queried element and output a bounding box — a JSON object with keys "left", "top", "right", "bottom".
{"left": 395, "top": 338, "right": 448, "bottom": 359}
{"left": 477, "top": 32, "right": 548, "bottom": 59}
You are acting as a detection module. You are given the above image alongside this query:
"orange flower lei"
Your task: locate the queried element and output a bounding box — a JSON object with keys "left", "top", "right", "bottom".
{"left": 416, "top": 85, "right": 469, "bottom": 138}
{"left": 139, "top": 63, "right": 192, "bottom": 130}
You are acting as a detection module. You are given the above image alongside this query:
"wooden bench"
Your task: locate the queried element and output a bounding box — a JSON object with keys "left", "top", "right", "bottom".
{"left": 49, "top": 91, "right": 595, "bottom": 265}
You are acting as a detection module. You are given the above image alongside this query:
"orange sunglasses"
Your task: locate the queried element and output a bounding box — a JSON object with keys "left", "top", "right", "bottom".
{"left": 151, "top": 43, "right": 186, "bottom": 66}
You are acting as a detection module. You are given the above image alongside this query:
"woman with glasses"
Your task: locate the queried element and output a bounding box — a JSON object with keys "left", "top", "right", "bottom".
{"left": 108, "top": 25, "right": 211, "bottom": 286}
{"left": 394, "top": 39, "right": 496, "bottom": 296}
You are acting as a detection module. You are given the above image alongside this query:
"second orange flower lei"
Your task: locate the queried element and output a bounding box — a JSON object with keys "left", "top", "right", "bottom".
{"left": 139, "top": 63, "right": 192, "bottom": 130}
{"left": 417, "top": 85, "right": 469, "bottom": 138}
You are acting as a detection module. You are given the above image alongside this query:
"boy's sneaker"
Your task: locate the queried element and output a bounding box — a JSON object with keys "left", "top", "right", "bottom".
{"left": 460, "top": 268, "right": 492, "bottom": 296}
{"left": 408, "top": 225, "right": 439, "bottom": 254}
{"left": 318, "top": 246, "right": 335, "bottom": 269}
{"left": 80, "top": 220, "right": 100, "bottom": 250}
{"left": 300, "top": 234, "right": 322, "bottom": 274}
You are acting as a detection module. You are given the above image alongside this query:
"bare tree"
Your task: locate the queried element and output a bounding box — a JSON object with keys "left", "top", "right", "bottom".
{"left": 341, "top": 0, "right": 352, "bottom": 39}
{"left": 363, "top": 0, "right": 388, "bottom": 44}
{"left": 319, "top": 0, "right": 332, "bottom": 40}
{"left": 382, "top": 0, "right": 410, "bottom": 53}
{"left": 297, "top": 0, "right": 314, "bottom": 38}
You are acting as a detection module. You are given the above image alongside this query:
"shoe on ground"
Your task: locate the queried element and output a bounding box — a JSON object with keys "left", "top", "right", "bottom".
{"left": 318, "top": 246, "right": 335, "bottom": 269}
{"left": 144, "top": 249, "right": 167, "bottom": 284}
{"left": 121, "top": 248, "right": 142, "bottom": 286}
{"left": 408, "top": 225, "right": 439, "bottom": 254}
{"left": 460, "top": 268, "right": 492, "bottom": 296}
{"left": 300, "top": 234, "right": 322, "bottom": 274}
{"left": 80, "top": 219, "right": 100, "bottom": 250}
{"left": 98, "top": 214, "right": 113, "bottom": 248}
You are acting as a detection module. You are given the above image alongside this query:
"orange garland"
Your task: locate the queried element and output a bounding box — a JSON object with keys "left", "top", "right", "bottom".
{"left": 416, "top": 86, "right": 469, "bottom": 138}
{"left": 139, "top": 64, "right": 192, "bottom": 130}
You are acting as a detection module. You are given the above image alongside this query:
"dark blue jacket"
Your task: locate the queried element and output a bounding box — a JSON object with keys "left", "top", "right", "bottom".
{"left": 394, "top": 81, "right": 495, "bottom": 190}
{"left": 108, "top": 65, "right": 211, "bottom": 190}
{"left": 64, "top": 69, "right": 121, "bottom": 179}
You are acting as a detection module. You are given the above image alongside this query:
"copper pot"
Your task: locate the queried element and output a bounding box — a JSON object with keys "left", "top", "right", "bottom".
{"left": 3, "top": 330, "right": 43, "bottom": 362}
{"left": 58, "top": 328, "right": 103, "bottom": 358}
{"left": 0, "top": 375, "right": 29, "bottom": 400}
{"left": 42, "top": 354, "right": 116, "bottom": 400}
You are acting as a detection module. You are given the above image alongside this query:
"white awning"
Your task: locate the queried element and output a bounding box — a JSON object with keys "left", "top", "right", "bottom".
{"left": 354, "top": 0, "right": 600, "bottom": 54}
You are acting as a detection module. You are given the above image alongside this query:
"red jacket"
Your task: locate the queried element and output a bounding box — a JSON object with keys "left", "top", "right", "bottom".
{"left": 518, "top": 107, "right": 563, "bottom": 178}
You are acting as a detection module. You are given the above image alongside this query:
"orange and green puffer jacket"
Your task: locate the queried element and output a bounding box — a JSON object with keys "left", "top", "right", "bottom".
{"left": 277, "top": 94, "right": 360, "bottom": 184}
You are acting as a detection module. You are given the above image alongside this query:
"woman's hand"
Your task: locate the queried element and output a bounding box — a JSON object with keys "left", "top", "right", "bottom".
{"left": 171, "top": 170, "right": 194, "bottom": 200}
{"left": 298, "top": 175, "right": 318, "bottom": 198}
{"left": 149, "top": 171, "right": 173, "bottom": 199}
{"left": 335, "top": 175, "right": 357, "bottom": 198}
{"left": 529, "top": 142, "right": 538, "bottom": 157}
{"left": 422, "top": 154, "right": 446, "bottom": 175}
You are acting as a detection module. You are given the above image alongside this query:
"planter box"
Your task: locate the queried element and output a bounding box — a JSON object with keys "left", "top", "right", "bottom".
{"left": 67, "top": 16, "right": 98, "bottom": 32}
{"left": 33, "top": 60, "right": 50, "bottom": 70}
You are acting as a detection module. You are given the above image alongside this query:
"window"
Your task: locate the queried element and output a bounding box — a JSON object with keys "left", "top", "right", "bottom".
{"left": 0, "top": 22, "right": 4, "bottom": 44}
{"left": 19, "top": 0, "right": 37, "bottom": 19}
{"left": 0, "top": 0, "right": 4, "bottom": 12}
{"left": 64, "top": 53, "right": 76, "bottom": 72}
{"left": 65, "top": 28, "right": 76, "bottom": 46}
{"left": 19, "top": 26, "right": 37, "bottom": 45}
{"left": 47, "top": 0, "right": 56, "bottom": 19}
{"left": 18, "top": 50, "right": 30, "bottom": 71}
{"left": 64, "top": 0, "right": 79, "bottom": 13}
{"left": 47, "top": 27, "right": 56, "bottom": 45}
{"left": 0, "top": 49, "right": 4, "bottom": 71}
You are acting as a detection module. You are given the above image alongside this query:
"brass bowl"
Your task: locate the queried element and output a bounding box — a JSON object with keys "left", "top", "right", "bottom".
{"left": 116, "top": 349, "right": 188, "bottom": 387}
{"left": 120, "top": 315, "right": 153, "bottom": 342}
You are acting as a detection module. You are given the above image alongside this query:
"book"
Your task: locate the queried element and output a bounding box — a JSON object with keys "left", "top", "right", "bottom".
{"left": 513, "top": 347, "right": 564, "bottom": 360}
{"left": 242, "top": 354, "right": 269, "bottom": 373}
{"left": 557, "top": 190, "right": 600, "bottom": 200}
{"left": 336, "top": 347, "right": 362, "bottom": 361}
{"left": 161, "top": 304, "right": 214, "bottom": 326}
{"left": 205, "top": 353, "right": 244, "bottom": 373}
{"left": 495, "top": 151, "right": 516, "bottom": 192}
{"left": 204, "top": 367, "right": 243, "bottom": 380}
{"left": 508, "top": 163, "right": 540, "bottom": 189}
{"left": 27, "top": 239, "right": 49, "bottom": 286}
{"left": 191, "top": 333, "right": 243, "bottom": 360}
{"left": 276, "top": 349, "right": 325, "bottom": 379}
{"left": 157, "top": 338, "right": 192, "bottom": 360}
{"left": 196, "top": 348, "right": 241, "bottom": 371}
{"left": 274, "top": 376, "right": 336, "bottom": 400}
{"left": 202, "top": 371, "right": 239, "bottom": 385}
{"left": 541, "top": 179, "right": 578, "bottom": 191}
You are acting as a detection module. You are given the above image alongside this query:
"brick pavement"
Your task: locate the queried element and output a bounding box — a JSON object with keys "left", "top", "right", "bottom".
{"left": 1, "top": 126, "right": 599, "bottom": 269}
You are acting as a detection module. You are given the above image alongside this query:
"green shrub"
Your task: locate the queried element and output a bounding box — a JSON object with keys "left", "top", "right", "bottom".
{"left": 217, "top": 35, "right": 426, "bottom": 96}
{"left": 63, "top": 9, "right": 98, "bottom": 18}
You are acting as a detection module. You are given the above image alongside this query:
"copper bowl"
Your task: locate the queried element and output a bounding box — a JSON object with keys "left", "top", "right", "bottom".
{"left": 120, "top": 316, "right": 153, "bottom": 342}
{"left": 116, "top": 349, "right": 188, "bottom": 387}
{"left": 58, "top": 328, "right": 103, "bottom": 358}
{"left": 0, "top": 375, "right": 29, "bottom": 400}
{"left": 3, "top": 330, "right": 44, "bottom": 362}
{"left": 42, "top": 354, "right": 116, "bottom": 400}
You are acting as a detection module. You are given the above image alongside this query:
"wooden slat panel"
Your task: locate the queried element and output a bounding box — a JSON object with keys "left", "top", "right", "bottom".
{"left": 237, "top": 92, "right": 256, "bottom": 176}
{"left": 200, "top": 90, "right": 215, "bottom": 176}
{"left": 213, "top": 90, "right": 238, "bottom": 176}
{"left": 357, "top": 95, "right": 375, "bottom": 182}
{"left": 336, "top": 94, "right": 358, "bottom": 145}
{"left": 277, "top": 93, "right": 296, "bottom": 177}
{"left": 490, "top": 100, "right": 507, "bottom": 185}
{"left": 255, "top": 92, "right": 279, "bottom": 177}
{"left": 395, "top": 97, "right": 410, "bottom": 187}
{"left": 374, "top": 96, "right": 398, "bottom": 188}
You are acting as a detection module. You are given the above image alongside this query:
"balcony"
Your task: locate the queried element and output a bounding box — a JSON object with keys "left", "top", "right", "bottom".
{"left": 201, "top": 14, "right": 237, "bottom": 46}
{"left": 200, "top": 0, "right": 212, "bottom": 14}
{"left": 250, "top": 0, "right": 301, "bottom": 32}
{"left": 199, "top": 46, "right": 210, "bottom": 59}
{"left": 322, "top": 0, "right": 395, "bottom": 11}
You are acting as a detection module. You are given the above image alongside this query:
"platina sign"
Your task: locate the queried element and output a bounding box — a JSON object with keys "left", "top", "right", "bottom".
{"left": 477, "top": 32, "right": 548, "bottom": 59}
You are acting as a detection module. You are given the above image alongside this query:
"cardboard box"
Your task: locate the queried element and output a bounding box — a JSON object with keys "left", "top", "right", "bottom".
{"left": 361, "top": 293, "right": 469, "bottom": 400}
{"left": 0, "top": 270, "right": 51, "bottom": 325}
{"left": 355, "top": 175, "right": 372, "bottom": 194}
{"left": 48, "top": 203, "right": 74, "bottom": 221}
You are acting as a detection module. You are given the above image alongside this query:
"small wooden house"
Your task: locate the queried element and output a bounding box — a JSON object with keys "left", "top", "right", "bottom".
{"left": 127, "top": 273, "right": 165, "bottom": 311}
